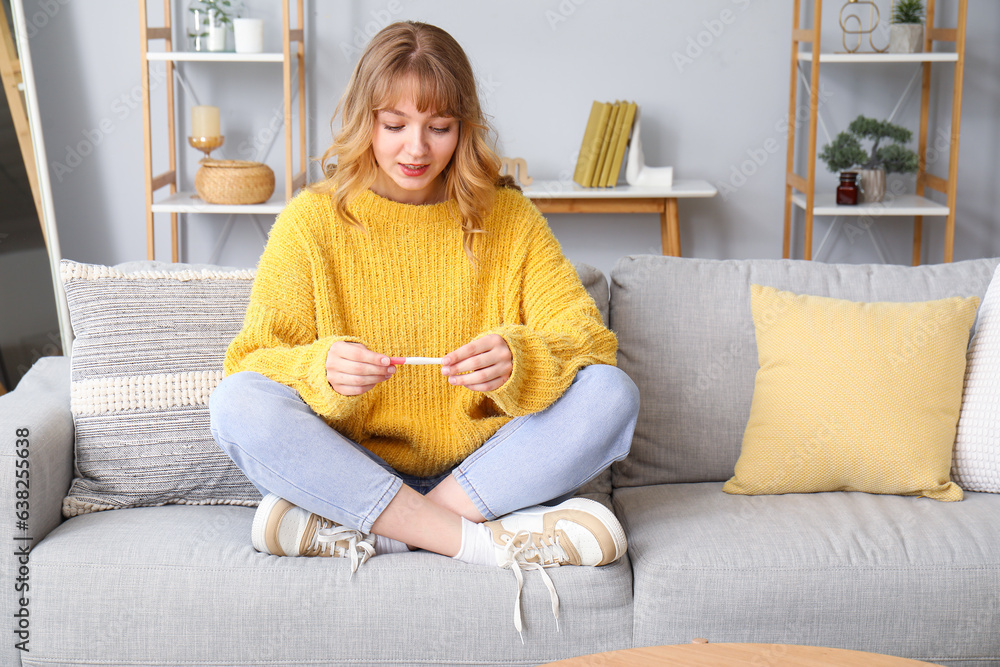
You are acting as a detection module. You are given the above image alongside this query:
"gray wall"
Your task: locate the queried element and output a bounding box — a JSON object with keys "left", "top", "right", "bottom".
{"left": 24, "top": 0, "right": 1000, "bottom": 277}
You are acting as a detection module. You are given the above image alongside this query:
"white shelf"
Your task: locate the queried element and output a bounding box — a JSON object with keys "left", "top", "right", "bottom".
{"left": 797, "top": 52, "right": 959, "bottom": 63}
{"left": 791, "top": 192, "right": 949, "bottom": 216}
{"left": 523, "top": 179, "right": 717, "bottom": 199}
{"left": 151, "top": 191, "right": 286, "bottom": 214}
{"left": 145, "top": 51, "right": 284, "bottom": 63}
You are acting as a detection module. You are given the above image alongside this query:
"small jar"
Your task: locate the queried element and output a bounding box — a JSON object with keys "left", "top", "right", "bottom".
{"left": 836, "top": 171, "right": 859, "bottom": 206}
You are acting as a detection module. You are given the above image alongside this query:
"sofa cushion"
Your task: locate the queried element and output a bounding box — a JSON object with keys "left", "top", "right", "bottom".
{"left": 615, "top": 482, "right": 1000, "bottom": 662}
{"left": 571, "top": 263, "right": 613, "bottom": 497}
{"left": 609, "top": 256, "right": 1000, "bottom": 488}
{"left": 27, "top": 505, "right": 632, "bottom": 666}
{"left": 953, "top": 263, "right": 1000, "bottom": 493}
{"left": 577, "top": 261, "right": 610, "bottom": 325}
{"left": 723, "top": 286, "right": 977, "bottom": 501}
{"left": 60, "top": 260, "right": 262, "bottom": 516}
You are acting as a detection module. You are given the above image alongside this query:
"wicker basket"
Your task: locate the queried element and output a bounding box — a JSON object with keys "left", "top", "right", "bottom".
{"left": 194, "top": 159, "right": 275, "bottom": 205}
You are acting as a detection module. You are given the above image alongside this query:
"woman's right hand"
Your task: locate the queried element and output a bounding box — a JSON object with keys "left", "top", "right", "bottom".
{"left": 326, "top": 341, "right": 397, "bottom": 396}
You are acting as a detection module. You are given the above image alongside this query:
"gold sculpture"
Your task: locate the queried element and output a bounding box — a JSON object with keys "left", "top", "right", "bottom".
{"left": 499, "top": 156, "right": 533, "bottom": 186}
{"left": 839, "top": 0, "right": 888, "bottom": 53}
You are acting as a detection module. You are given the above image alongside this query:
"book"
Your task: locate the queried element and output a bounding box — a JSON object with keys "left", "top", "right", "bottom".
{"left": 602, "top": 101, "right": 638, "bottom": 187}
{"left": 573, "top": 99, "right": 641, "bottom": 187}
{"left": 572, "top": 101, "right": 612, "bottom": 187}
{"left": 592, "top": 101, "right": 621, "bottom": 188}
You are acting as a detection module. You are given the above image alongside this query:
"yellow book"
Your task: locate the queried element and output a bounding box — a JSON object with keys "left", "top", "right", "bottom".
{"left": 593, "top": 101, "right": 622, "bottom": 188}
{"left": 598, "top": 101, "right": 626, "bottom": 187}
{"left": 602, "top": 101, "right": 637, "bottom": 187}
{"left": 573, "top": 101, "right": 612, "bottom": 187}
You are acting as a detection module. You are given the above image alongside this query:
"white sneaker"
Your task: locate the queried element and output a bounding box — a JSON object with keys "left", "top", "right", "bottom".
{"left": 251, "top": 493, "right": 375, "bottom": 574}
{"left": 483, "top": 498, "right": 628, "bottom": 638}
{"left": 485, "top": 497, "right": 627, "bottom": 567}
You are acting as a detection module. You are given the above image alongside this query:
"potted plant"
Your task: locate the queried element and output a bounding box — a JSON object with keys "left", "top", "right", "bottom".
{"left": 889, "top": 0, "right": 925, "bottom": 54}
{"left": 819, "top": 115, "right": 919, "bottom": 203}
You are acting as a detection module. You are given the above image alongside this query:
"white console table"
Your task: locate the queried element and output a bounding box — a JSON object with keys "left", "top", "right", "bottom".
{"left": 522, "top": 180, "right": 717, "bottom": 256}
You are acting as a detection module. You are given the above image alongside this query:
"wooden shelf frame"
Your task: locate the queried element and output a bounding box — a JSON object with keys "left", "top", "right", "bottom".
{"left": 782, "top": 0, "right": 967, "bottom": 264}
{"left": 140, "top": 0, "right": 306, "bottom": 262}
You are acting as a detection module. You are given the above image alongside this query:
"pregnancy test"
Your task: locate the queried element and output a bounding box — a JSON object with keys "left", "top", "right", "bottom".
{"left": 390, "top": 357, "right": 444, "bottom": 365}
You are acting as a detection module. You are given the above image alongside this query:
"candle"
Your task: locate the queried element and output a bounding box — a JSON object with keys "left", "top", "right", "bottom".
{"left": 234, "top": 18, "right": 264, "bottom": 53}
{"left": 191, "top": 106, "right": 220, "bottom": 138}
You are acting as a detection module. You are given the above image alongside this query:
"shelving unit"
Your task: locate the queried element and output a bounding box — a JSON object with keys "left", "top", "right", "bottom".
{"left": 782, "top": 0, "right": 967, "bottom": 264}
{"left": 140, "top": 1, "right": 306, "bottom": 262}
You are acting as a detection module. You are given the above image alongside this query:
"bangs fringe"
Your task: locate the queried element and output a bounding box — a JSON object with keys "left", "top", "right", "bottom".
{"left": 373, "top": 59, "right": 463, "bottom": 120}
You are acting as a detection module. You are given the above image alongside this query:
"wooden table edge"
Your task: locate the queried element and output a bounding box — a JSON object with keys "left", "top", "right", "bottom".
{"left": 541, "top": 643, "right": 945, "bottom": 666}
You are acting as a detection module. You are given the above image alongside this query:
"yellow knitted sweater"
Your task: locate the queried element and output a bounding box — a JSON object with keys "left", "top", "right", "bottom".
{"left": 223, "top": 186, "right": 617, "bottom": 477}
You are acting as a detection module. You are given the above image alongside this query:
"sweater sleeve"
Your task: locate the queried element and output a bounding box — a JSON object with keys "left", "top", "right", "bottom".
{"left": 223, "top": 197, "right": 363, "bottom": 422}
{"left": 483, "top": 200, "right": 618, "bottom": 416}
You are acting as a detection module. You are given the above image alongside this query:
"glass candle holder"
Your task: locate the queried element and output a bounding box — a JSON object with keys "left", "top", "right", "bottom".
{"left": 188, "top": 135, "right": 224, "bottom": 158}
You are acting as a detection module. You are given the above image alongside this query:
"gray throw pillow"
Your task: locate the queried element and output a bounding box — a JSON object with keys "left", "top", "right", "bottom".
{"left": 61, "top": 260, "right": 261, "bottom": 516}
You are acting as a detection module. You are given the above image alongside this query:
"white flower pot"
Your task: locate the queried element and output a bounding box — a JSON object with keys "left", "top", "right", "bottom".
{"left": 889, "top": 24, "right": 924, "bottom": 54}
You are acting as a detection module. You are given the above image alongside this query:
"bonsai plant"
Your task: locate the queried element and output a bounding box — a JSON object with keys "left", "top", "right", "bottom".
{"left": 819, "top": 115, "right": 919, "bottom": 202}
{"left": 889, "top": 0, "right": 925, "bottom": 54}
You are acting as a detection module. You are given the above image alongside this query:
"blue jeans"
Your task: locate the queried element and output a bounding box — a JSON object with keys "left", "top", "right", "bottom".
{"left": 209, "top": 365, "right": 638, "bottom": 534}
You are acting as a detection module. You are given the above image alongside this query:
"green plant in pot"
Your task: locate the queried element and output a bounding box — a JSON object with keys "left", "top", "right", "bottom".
{"left": 819, "top": 115, "right": 919, "bottom": 203}
{"left": 889, "top": 0, "right": 925, "bottom": 54}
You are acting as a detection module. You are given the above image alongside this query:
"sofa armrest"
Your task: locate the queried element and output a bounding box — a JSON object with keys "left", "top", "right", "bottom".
{"left": 0, "top": 356, "right": 73, "bottom": 661}
{"left": 0, "top": 355, "right": 74, "bottom": 543}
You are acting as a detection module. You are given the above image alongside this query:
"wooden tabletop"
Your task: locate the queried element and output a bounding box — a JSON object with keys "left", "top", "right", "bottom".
{"left": 522, "top": 179, "right": 717, "bottom": 199}
{"left": 543, "top": 643, "right": 942, "bottom": 666}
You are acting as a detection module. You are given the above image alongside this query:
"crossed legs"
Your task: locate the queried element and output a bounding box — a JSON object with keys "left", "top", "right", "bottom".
{"left": 209, "top": 364, "right": 639, "bottom": 558}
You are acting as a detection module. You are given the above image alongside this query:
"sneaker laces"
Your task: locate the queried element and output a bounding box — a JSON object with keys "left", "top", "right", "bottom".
{"left": 497, "top": 529, "right": 562, "bottom": 643}
{"left": 311, "top": 523, "right": 375, "bottom": 576}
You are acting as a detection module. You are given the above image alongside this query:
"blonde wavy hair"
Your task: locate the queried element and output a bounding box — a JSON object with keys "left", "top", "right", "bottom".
{"left": 310, "top": 21, "right": 514, "bottom": 263}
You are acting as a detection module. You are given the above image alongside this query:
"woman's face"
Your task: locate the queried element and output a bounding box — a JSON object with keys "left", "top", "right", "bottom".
{"left": 370, "top": 92, "right": 459, "bottom": 205}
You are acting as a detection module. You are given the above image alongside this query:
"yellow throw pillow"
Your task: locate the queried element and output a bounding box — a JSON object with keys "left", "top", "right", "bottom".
{"left": 723, "top": 285, "right": 980, "bottom": 502}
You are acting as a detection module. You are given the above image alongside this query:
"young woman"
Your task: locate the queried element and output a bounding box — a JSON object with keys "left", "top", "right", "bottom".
{"left": 209, "top": 21, "right": 639, "bottom": 633}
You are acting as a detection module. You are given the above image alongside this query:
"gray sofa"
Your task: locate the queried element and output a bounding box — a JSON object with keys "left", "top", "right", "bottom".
{"left": 3, "top": 255, "right": 1000, "bottom": 666}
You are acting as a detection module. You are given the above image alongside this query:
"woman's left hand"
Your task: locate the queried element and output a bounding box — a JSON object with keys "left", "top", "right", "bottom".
{"left": 441, "top": 334, "right": 512, "bottom": 392}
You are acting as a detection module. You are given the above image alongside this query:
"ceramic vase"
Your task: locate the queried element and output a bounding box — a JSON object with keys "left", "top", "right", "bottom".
{"left": 857, "top": 167, "right": 886, "bottom": 203}
{"left": 889, "top": 24, "right": 924, "bottom": 53}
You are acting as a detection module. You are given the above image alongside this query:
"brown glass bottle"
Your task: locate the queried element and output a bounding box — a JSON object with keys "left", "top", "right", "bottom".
{"left": 836, "top": 171, "right": 859, "bottom": 205}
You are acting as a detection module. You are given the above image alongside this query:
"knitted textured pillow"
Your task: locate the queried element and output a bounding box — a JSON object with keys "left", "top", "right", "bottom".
{"left": 61, "top": 260, "right": 262, "bottom": 516}
{"left": 953, "top": 264, "right": 1000, "bottom": 492}
{"left": 723, "top": 285, "right": 979, "bottom": 502}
